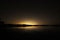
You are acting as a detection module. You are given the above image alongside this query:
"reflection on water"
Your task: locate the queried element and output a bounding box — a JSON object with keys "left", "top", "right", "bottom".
{"left": 13, "top": 26, "right": 42, "bottom": 31}
{"left": 10, "top": 26, "right": 53, "bottom": 32}
{"left": 1, "top": 26, "right": 60, "bottom": 33}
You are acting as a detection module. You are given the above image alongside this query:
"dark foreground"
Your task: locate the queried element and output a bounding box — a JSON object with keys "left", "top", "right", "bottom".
{"left": 0, "top": 25, "right": 60, "bottom": 40}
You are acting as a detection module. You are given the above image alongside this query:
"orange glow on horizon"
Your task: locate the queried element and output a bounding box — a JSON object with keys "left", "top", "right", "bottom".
{"left": 17, "top": 19, "right": 39, "bottom": 25}
{"left": 13, "top": 18, "right": 43, "bottom": 31}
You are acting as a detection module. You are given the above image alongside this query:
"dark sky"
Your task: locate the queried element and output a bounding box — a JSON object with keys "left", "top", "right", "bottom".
{"left": 0, "top": 0, "right": 60, "bottom": 25}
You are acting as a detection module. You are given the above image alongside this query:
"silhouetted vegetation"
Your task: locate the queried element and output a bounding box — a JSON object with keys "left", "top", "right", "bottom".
{"left": 0, "top": 18, "right": 60, "bottom": 28}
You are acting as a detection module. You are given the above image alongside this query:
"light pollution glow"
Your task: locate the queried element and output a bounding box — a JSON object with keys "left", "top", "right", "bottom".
{"left": 13, "top": 18, "right": 43, "bottom": 30}
{"left": 17, "top": 18, "right": 39, "bottom": 25}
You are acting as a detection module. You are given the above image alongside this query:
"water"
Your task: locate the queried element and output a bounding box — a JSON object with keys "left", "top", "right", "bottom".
{"left": 1, "top": 26, "right": 60, "bottom": 34}
{"left": 5, "top": 26, "right": 50, "bottom": 32}
{"left": 0, "top": 26, "right": 60, "bottom": 39}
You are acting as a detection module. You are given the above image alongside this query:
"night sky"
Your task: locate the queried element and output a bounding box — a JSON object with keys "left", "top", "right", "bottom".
{"left": 0, "top": 0, "right": 60, "bottom": 25}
